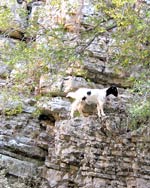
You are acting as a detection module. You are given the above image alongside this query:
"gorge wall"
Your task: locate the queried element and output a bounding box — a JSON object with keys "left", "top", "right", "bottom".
{"left": 0, "top": 0, "right": 150, "bottom": 188}
{"left": 0, "top": 101, "right": 150, "bottom": 188}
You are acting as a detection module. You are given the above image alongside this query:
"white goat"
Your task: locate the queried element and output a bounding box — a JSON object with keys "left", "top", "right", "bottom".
{"left": 67, "top": 86, "right": 118, "bottom": 118}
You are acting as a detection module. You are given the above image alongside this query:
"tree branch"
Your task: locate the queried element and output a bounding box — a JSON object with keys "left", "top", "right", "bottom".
{"left": 77, "top": 23, "right": 117, "bottom": 54}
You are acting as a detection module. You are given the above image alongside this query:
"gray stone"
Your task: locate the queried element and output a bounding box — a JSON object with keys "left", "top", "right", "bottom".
{"left": 0, "top": 108, "right": 150, "bottom": 188}
{"left": 37, "top": 97, "right": 71, "bottom": 119}
{"left": 62, "top": 76, "right": 94, "bottom": 93}
{"left": 66, "top": 59, "right": 133, "bottom": 88}
{"left": 43, "top": 168, "right": 63, "bottom": 188}
{"left": 38, "top": 74, "right": 95, "bottom": 95}
{"left": 0, "top": 154, "right": 38, "bottom": 178}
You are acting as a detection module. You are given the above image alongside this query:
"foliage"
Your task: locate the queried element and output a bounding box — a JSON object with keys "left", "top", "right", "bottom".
{"left": 128, "top": 77, "right": 150, "bottom": 130}
{"left": 94, "top": 0, "right": 150, "bottom": 67}
{"left": 0, "top": 7, "right": 13, "bottom": 30}
{"left": 1, "top": 0, "right": 150, "bottom": 73}
{"left": 0, "top": 0, "right": 150, "bottom": 125}
{"left": 129, "top": 101, "right": 150, "bottom": 129}
{"left": 94, "top": 0, "right": 150, "bottom": 127}
{"left": 0, "top": 89, "right": 23, "bottom": 116}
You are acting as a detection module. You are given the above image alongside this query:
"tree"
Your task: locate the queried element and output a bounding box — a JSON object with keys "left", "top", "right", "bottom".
{"left": 0, "top": 0, "right": 150, "bottom": 127}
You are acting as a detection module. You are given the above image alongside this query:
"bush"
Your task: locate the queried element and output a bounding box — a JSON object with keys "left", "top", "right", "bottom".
{"left": 128, "top": 78, "right": 150, "bottom": 130}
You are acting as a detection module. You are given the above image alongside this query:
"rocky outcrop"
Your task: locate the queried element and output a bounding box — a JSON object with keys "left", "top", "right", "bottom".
{"left": 66, "top": 59, "right": 133, "bottom": 88}
{"left": 44, "top": 117, "right": 150, "bottom": 188}
{"left": 0, "top": 104, "right": 150, "bottom": 187}
{"left": 0, "top": 77, "right": 149, "bottom": 188}
{"left": 0, "top": 60, "right": 149, "bottom": 188}
{"left": 0, "top": 0, "right": 150, "bottom": 188}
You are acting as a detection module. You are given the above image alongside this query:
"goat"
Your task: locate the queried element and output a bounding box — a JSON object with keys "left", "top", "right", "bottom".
{"left": 67, "top": 86, "right": 118, "bottom": 118}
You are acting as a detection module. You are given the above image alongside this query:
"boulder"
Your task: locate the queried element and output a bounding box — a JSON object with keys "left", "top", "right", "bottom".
{"left": 39, "top": 74, "right": 96, "bottom": 95}
{"left": 37, "top": 97, "right": 71, "bottom": 120}
{"left": 67, "top": 58, "right": 133, "bottom": 88}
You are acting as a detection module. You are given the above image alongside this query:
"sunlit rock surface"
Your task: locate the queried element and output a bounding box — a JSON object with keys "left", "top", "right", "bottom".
{"left": 0, "top": 0, "right": 150, "bottom": 188}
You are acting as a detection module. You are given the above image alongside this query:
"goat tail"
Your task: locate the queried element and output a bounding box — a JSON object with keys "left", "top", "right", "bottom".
{"left": 66, "top": 91, "right": 76, "bottom": 99}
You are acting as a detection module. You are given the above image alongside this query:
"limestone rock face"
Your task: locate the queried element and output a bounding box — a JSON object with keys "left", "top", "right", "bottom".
{"left": 67, "top": 59, "right": 133, "bottom": 88}
{"left": 0, "top": 0, "right": 150, "bottom": 188}
{"left": 0, "top": 113, "right": 46, "bottom": 174}
{"left": 0, "top": 92, "right": 150, "bottom": 187}
{"left": 38, "top": 74, "right": 97, "bottom": 95}
{"left": 43, "top": 117, "right": 149, "bottom": 188}
{"left": 37, "top": 97, "right": 71, "bottom": 120}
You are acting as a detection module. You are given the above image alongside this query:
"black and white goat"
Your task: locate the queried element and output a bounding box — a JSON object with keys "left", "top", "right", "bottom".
{"left": 67, "top": 86, "right": 118, "bottom": 118}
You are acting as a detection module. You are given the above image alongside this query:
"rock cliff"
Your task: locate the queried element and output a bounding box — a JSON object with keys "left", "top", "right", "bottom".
{"left": 0, "top": 0, "right": 150, "bottom": 188}
{"left": 0, "top": 105, "right": 150, "bottom": 187}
